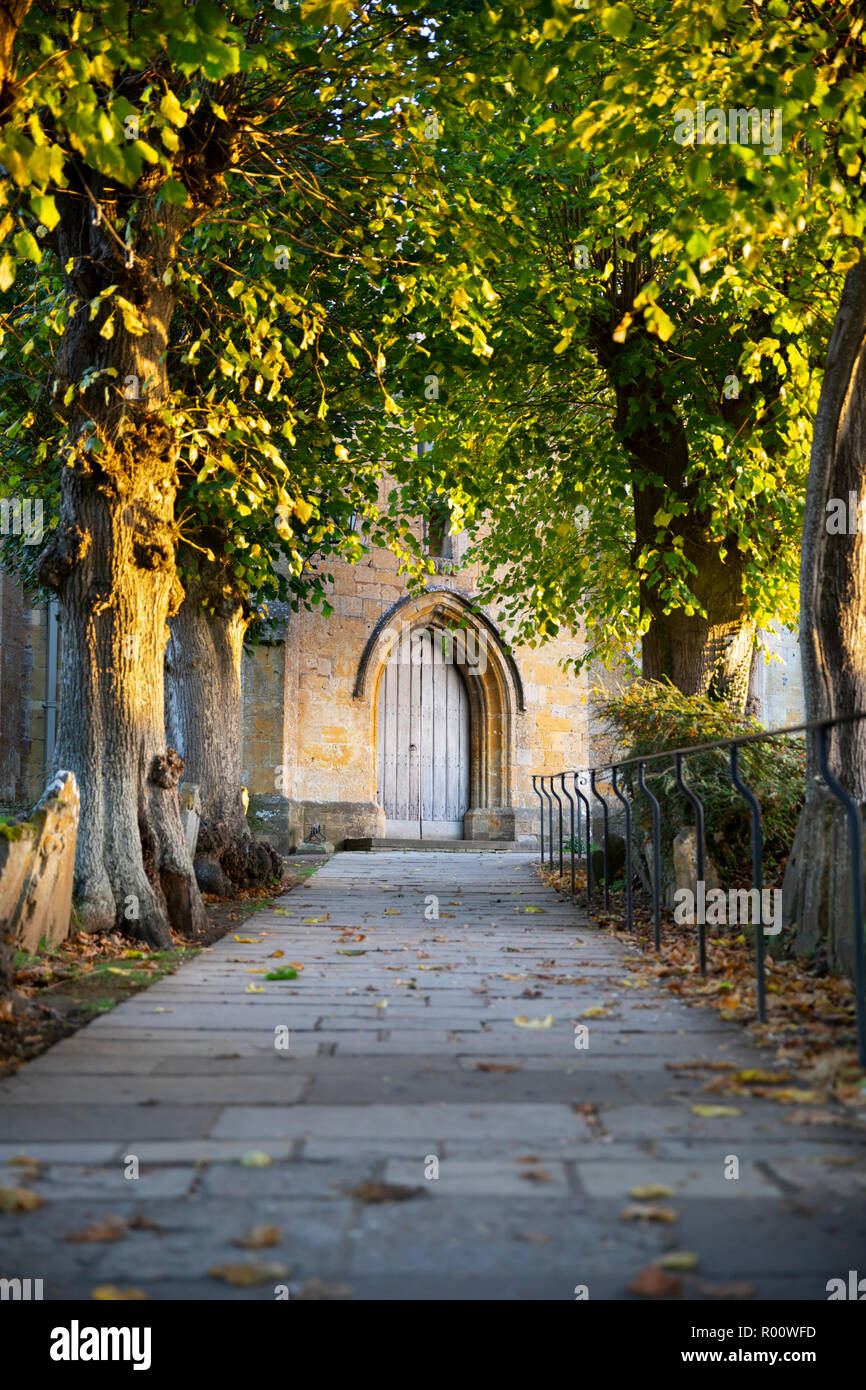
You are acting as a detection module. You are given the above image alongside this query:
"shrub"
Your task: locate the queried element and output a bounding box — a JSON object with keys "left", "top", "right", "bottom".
{"left": 594, "top": 680, "right": 805, "bottom": 884}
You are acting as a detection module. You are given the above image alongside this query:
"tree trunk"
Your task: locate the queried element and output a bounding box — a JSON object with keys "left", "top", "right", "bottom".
{"left": 166, "top": 581, "right": 282, "bottom": 896}
{"left": 0, "top": 0, "right": 31, "bottom": 120}
{"left": 783, "top": 258, "right": 866, "bottom": 969}
{"left": 37, "top": 190, "right": 207, "bottom": 947}
{"left": 593, "top": 325, "right": 755, "bottom": 706}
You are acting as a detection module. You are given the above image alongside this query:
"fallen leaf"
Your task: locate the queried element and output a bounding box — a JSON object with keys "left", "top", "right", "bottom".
{"left": 734, "top": 1069, "right": 791, "bottom": 1085}
{"left": 0, "top": 1186, "right": 44, "bottom": 1212}
{"left": 579, "top": 1006, "right": 609, "bottom": 1018}
{"left": 518, "top": 905, "right": 546, "bottom": 914}
{"left": 620, "top": 1205, "right": 678, "bottom": 1223}
{"left": 233, "top": 1224, "right": 282, "bottom": 1250}
{"left": 208, "top": 1261, "right": 290, "bottom": 1286}
{"left": 347, "top": 1181, "right": 423, "bottom": 1203}
{"left": 519, "top": 1168, "right": 551, "bottom": 1182}
{"left": 629, "top": 1266, "right": 682, "bottom": 1298}
{"left": 657, "top": 1251, "right": 699, "bottom": 1270}
{"left": 91, "top": 1286, "right": 148, "bottom": 1301}
{"left": 337, "top": 949, "right": 366, "bottom": 956}
{"left": 766, "top": 1088, "right": 820, "bottom": 1104}
{"left": 513, "top": 1014, "right": 554, "bottom": 1028}
{"left": 476, "top": 1063, "right": 523, "bottom": 1073}
{"left": 264, "top": 968, "right": 298, "bottom": 981}
{"left": 66, "top": 1214, "right": 128, "bottom": 1243}
{"left": 233, "top": 936, "right": 261, "bottom": 943}
{"left": 245, "top": 984, "right": 265, "bottom": 994}
{"left": 628, "top": 1183, "right": 675, "bottom": 1199}
{"left": 692, "top": 1105, "right": 741, "bottom": 1118}
{"left": 239, "top": 1151, "right": 273, "bottom": 1167}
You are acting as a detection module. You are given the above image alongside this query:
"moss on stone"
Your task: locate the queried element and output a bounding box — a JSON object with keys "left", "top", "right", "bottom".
{"left": 0, "top": 818, "right": 35, "bottom": 842}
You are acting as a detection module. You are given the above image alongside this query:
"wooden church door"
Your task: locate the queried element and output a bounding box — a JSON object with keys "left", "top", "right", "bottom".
{"left": 377, "top": 627, "right": 470, "bottom": 838}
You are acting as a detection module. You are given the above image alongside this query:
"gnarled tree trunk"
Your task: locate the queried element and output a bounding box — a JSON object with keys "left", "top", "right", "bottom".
{"left": 783, "top": 258, "right": 866, "bottom": 972}
{"left": 166, "top": 574, "right": 281, "bottom": 896}
{"left": 37, "top": 189, "right": 207, "bottom": 947}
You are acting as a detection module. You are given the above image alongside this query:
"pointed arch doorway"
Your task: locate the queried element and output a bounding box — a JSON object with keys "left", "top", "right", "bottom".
{"left": 376, "top": 627, "right": 470, "bottom": 838}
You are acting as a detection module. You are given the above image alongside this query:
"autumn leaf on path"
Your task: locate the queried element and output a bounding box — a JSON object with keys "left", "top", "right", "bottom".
{"left": 476, "top": 1062, "right": 523, "bottom": 1073}
{"left": 657, "top": 1251, "right": 699, "bottom": 1270}
{"left": 347, "top": 1181, "right": 423, "bottom": 1203}
{"left": 621, "top": 1204, "right": 678, "bottom": 1223}
{"left": 692, "top": 1105, "right": 741, "bottom": 1118}
{"left": 66, "top": 1214, "right": 128, "bottom": 1243}
{"left": 579, "top": 1006, "right": 609, "bottom": 1019}
{"left": 209, "top": 1261, "right": 290, "bottom": 1286}
{"left": 0, "top": 1186, "right": 44, "bottom": 1212}
{"left": 245, "top": 984, "right": 265, "bottom": 994}
{"left": 629, "top": 1266, "right": 682, "bottom": 1298}
{"left": 513, "top": 1014, "right": 554, "bottom": 1028}
{"left": 239, "top": 1151, "right": 272, "bottom": 1167}
{"left": 628, "top": 1183, "right": 674, "bottom": 1199}
{"left": 233, "top": 1224, "right": 282, "bottom": 1250}
{"left": 91, "top": 1286, "right": 148, "bottom": 1301}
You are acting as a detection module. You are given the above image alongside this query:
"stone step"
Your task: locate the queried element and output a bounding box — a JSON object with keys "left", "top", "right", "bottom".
{"left": 343, "top": 837, "right": 537, "bottom": 853}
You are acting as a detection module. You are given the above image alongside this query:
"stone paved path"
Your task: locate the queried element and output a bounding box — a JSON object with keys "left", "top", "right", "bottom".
{"left": 1, "top": 851, "right": 865, "bottom": 1300}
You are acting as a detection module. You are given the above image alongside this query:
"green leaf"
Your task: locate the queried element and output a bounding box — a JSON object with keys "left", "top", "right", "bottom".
{"left": 160, "top": 179, "right": 188, "bottom": 207}
{"left": 13, "top": 231, "right": 41, "bottom": 265}
{"left": 600, "top": 4, "right": 634, "bottom": 38}
{"left": 30, "top": 194, "right": 60, "bottom": 231}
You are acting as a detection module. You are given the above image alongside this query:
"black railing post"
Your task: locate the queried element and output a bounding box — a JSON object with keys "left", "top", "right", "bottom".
{"left": 550, "top": 776, "right": 564, "bottom": 879}
{"left": 532, "top": 776, "right": 545, "bottom": 863}
{"left": 540, "top": 776, "right": 555, "bottom": 868}
{"left": 637, "top": 759, "right": 662, "bottom": 951}
{"left": 561, "top": 772, "right": 576, "bottom": 900}
{"left": 729, "top": 744, "right": 766, "bottom": 1024}
{"left": 817, "top": 725, "right": 866, "bottom": 1069}
{"left": 575, "top": 773, "right": 592, "bottom": 904}
{"left": 675, "top": 751, "right": 707, "bottom": 977}
{"left": 590, "top": 768, "right": 610, "bottom": 910}
{"left": 611, "top": 764, "right": 633, "bottom": 932}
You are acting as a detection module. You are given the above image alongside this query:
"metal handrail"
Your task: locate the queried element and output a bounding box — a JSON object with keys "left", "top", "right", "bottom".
{"left": 533, "top": 710, "right": 866, "bottom": 1065}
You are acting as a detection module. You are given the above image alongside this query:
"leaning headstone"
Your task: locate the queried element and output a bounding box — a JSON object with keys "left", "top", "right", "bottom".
{"left": 0, "top": 821, "right": 38, "bottom": 930}
{"left": 670, "top": 825, "right": 720, "bottom": 913}
{"left": 7, "top": 771, "right": 80, "bottom": 952}
{"left": 589, "top": 832, "right": 627, "bottom": 888}
{"left": 178, "top": 782, "right": 201, "bottom": 858}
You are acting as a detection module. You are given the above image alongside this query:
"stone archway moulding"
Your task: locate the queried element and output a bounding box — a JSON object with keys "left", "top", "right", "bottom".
{"left": 353, "top": 589, "right": 525, "bottom": 830}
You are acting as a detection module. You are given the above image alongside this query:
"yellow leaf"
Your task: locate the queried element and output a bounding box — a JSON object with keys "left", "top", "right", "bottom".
{"left": 208, "top": 1261, "right": 290, "bottom": 1286}
{"left": 620, "top": 1204, "right": 678, "bottom": 1223}
{"left": 245, "top": 984, "right": 265, "bottom": 994}
{"left": 293, "top": 497, "right": 314, "bottom": 524}
{"left": 628, "top": 1183, "right": 675, "bottom": 1199}
{"left": 657, "top": 1251, "right": 699, "bottom": 1270}
{"left": 239, "top": 1151, "right": 272, "bottom": 1167}
{"left": 91, "top": 1286, "right": 148, "bottom": 1301}
{"left": 0, "top": 1186, "right": 44, "bottom": 1212}
{"left": 513, "top": 1014, "right": 554, "bottom": 1028}
{"left": 579, "top": 1006, "right": 608, "bottom": 1018}
{"left": 692, "top": 1105, "right": 741, "bottom": 1118}
{"left": 233, "top": 1224, "right": 282, "bottom": 1250}
{"left": 160, "top": 89, "right": 187, "bottom": 127}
